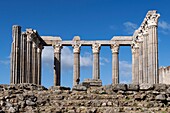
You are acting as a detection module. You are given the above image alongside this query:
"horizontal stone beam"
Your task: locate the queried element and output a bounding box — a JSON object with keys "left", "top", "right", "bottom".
{"left": 41, "top": 36, "right": 133, "bottom": 46}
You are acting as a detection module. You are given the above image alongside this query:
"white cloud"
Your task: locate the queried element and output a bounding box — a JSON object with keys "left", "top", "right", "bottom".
{"left": 0, "top": 60, "right": 10, "bottom": 65}
{"left": 158, "top": 21, "right": 170, "bottom": 30}
{"left": 123, "top": 21, "right": 138, "bottom": 34}
{"left": 158, "top": 21, "right": 170, "bottom": 35}
{"left": 42, "top": 46, "right": 110, "bottom": 70}
{"left": 119, "top": 60, "right": 132, "bottom": 77}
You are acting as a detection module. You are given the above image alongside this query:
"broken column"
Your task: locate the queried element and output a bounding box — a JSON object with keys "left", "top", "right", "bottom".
{"left": 10, "top": 25, "right": 21, "bottom": 84}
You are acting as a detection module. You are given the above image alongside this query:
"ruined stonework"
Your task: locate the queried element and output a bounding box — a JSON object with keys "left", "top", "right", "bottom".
{"left": 10, "top": 10, "right": 161, "bottom": 86}
{"left": 0, "top": 83, "right": 170, "bottom": 112}
{"left": 159, "top": 66, "right": 170, "bottom": 84}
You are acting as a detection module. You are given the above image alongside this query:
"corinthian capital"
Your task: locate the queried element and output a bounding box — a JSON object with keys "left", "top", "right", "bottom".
{"left": 111, "top": 43, "right": 119, "bottom": 53}
{"left": 92, "top": 43, "right": 101, "bottom": 53}
{"left": 72, "top": 43, "right": 81, "bottom": 53}
{"left": 53, "top": 43, "right": 62, "bottom": 53}
{"left": 147, "top": 10, "right": 160, "bottom": 27}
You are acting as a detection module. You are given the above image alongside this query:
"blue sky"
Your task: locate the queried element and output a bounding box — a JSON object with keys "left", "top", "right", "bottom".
{"left": 0, "top": 0, "right": 170, "bottom": 88}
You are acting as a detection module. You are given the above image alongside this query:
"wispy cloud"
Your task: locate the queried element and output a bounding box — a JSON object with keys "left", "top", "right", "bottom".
{"left": 0, "top": 60, "right": 10, "bottom": 65}
{"left": 158, "top": 21, "right": 170, "bottom": 35}
{"left": 119, "top": 60, "right": 132, "bottom": 77}
{"left": 42, "top": 46, "right": 109, "bottom": 70}
{"left": 119, "top": 60, "right": 132, "bottom": 83}
{"left": 123, "top": 21, "right": 138, "bottom": 34}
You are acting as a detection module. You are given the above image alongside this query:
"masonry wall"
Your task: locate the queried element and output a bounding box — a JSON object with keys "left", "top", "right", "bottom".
{"left": 0, "top": 83, "right": 170, "bottom": 113}
{"left": 159, "top": 66, "right": 170, "bottom": 84}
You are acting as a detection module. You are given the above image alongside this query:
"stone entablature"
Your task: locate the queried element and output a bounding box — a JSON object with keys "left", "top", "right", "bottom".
{"left": 10, "top": 10, "right": 161, "bottom": 86}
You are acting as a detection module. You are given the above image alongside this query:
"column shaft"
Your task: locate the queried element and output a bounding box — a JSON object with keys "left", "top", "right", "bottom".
{"left": 143, "top": 33, "right": 148, "bottom": 83}
{"left": 112, "top": 53, "right": 119, "bottom": 84}
{"left": 32, "top": 42, "right": 37, "bottom": 84}
{"left": 37, "top": 46, "right": 43, "bottom": 85}
{"left": 20, "top": 33, "right": 27, "bottom": 83}
{"left": 148, "top": 26, "right": 158, "bottom": 84}
{"left": 132, "top": 49, "right": 135, "bottom": 84}
{"left": 12, "top": 25, "right": 21, "bottom": 84}
{"left": 93, "top": 53, "right": 100, "bottom": 79}
{"left": 27, "top": 39, "right": 33, "bottom": 83}
{"left": 111, "top": 44, "right": 119, "bottom": 84}
{"left": 10, "top": 42, "right": 14, "bottom": 84}
{"left": 132, "top": 45, "right": 139, "bottom": 84}
{"left": 73, "top": 53, "right": 80, "bottom": 86}
{"left": 53, "top": 44, "right": 62, "bottom": 86}
{"left": 138, "top": 41, "right": 143, "bottom": 83}
{"left": 92, "top": 43, "right": 101, "bottom": 80}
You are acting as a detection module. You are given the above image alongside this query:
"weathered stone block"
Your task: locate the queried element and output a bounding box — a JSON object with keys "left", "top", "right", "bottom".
{"left": 82, "top": 79, "right": 102, "bottom": 87}
{"left": 139, "top": 84, "right": 154, "bottom": 91}
{"left": 127, "top": 84, "right": 139, "bottom": 91}
{"left": 49, "top": 86, "right": 70, "bottom": 91}
{"left": 154, "top": 84, "right": 167, "bottom": 91}
{"left": 112, "top": 84, "right": 127, "bottom": 91}
{"left": 155, "top": 94, "right": 167, "bottom": 101}
{"left": 72, "top": 84, "right": 87, "bottom": 91}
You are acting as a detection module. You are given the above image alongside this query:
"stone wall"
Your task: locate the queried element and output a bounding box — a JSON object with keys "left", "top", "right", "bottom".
{"left": 0, "top": 83, "right": 170, "bottom": 113}
{"left": 159, "top": 66, "right": 170, "bottom": 84}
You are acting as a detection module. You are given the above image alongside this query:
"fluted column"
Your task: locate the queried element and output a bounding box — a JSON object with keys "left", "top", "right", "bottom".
{"left": 148, "top": 12, "right": 160, "bottom": 84}
{"left": 32, "top": 42, "right": 37, "bottom": 84}
{"left": 111, "top": 43, "right": 119, "bottom": 84}
{"left": 142, "top": 31, "right": 149, "bottom": 83}
{"left": 20, "top": 33, "right": 27, "bottom": 83}
{"left": 26, "top": 30, "right": 33, "bottom": 83}
{"left": 92, "top": 43, "right": 101, "bottom": 80}
{"left": 37, "top": 45, "right": 43, "bottom": 85}
{"left": 53, "top": 43, "right": 62, "bottom": 86}
{"left": 138, "top": 38, "right": 143, "bottom": 84}
{"left": 73, "top": 43, "right": 81, "bottom": 86}
{"left": 131, "top": 43, "right": 139, "bottom": 84}
{"left": 11, "top": 25, "right": 21, "bottom": 84}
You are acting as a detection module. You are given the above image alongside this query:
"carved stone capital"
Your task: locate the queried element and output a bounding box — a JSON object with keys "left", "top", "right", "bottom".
{"left": 37, "top": 45, "right": 44, "bottom": 53}
{"left": 143, "top": 30, "right": 149, "bottom": 36}
{"left": 92, "top": 43, "right": 101, "bottom": 53}
{"left": 131, "top": 42, "right": 139, "bottom": 54}
{"left": 53, "top": 43, "right": 62, "bottom": 54}
{"left": 110, "top": 43, "right": 119, "bottom": 53}
{"left": 147, "top": 10, "right": 160, "bottom": 27}
{"left": 32, "top": 42, "right": 37, "bottom": 48}
{"left": 72, "top": 43, "right": 81, "bottom": 53}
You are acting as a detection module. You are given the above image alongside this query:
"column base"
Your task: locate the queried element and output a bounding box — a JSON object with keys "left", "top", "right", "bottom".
{"left": 82, "top": 79, "right": 102, "bottom": 87}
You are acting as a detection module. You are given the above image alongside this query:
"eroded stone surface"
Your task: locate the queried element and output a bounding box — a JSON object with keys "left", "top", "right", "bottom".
{"left": 0, "top": 84, "right": 170, "bottom": 112}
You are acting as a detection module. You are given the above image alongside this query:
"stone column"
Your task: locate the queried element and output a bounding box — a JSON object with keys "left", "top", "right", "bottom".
{"left": 26, "top": 30, "right": 33, "bottom": 83}
{"left": 53, "top": 43, "right": 62, "bottom": 86}
{"left": 138, "top": 38, "right": 143, "bottom": 84}
{"left": 148, "top": 12, "right": 160, "bottom": 84}
{"left": 111, "top": 43, "right": 119, "bottom": 84}
{"left": 10, "top": 40, "right": 15, "bottom": 84}
{"left": 37, "top": 45, "right": 43, "bottom": 85}
{"left": 142, "top": 31, "right": 149, "bottom": 83}
{"left": 20, "top": 33, "right": 27, "bottom": 83}
{"left": 92, "top": 43, "right": 101, "bottom": 80}
{"left": 73, "top": 43, "right": 81, "bottom": 86}
{"left": 32, "top": 42, "right": 37, "bottom": 84}
{"left": 131, "top": 43, "right": 139, "bottom": 84}
{"left": 11, "top": 25, "right": 21, "bottom": 84}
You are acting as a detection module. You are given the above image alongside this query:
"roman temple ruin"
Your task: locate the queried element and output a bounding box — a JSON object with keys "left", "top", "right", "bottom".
{"left": 10, "top": 10, "right": 162, "bottom": 86}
